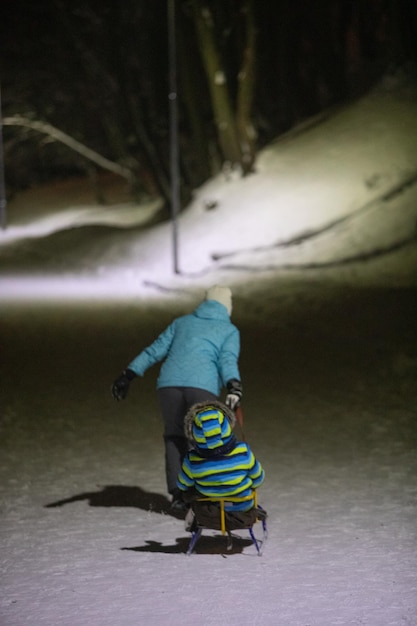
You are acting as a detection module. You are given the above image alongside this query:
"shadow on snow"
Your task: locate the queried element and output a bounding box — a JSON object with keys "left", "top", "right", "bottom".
{"left": 45, "top": 484, "right": 259, "bottom": 554}
{"left": 121, "top": 535, "right": 254, "bottom": 556}
{"left": 44, "top": 484, "right": 180, "bottom": 517}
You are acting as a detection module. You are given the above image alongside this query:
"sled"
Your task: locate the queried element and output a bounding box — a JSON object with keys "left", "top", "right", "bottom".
{"left": 185, "top": 490, "right": 267, "bottom": 556}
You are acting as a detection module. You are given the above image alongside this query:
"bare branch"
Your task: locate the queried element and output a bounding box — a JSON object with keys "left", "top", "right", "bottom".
{"left": 3, "top": 115, "right": 133, "bottom": 182}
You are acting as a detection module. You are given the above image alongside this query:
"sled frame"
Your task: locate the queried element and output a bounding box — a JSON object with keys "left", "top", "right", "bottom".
{"left": 186, "top": 491, "right": 267, "bottom": 556}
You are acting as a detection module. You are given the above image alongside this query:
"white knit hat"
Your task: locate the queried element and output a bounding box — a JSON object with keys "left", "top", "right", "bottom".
{"left": 205, "top": 285, "right": 232, "bottom": 316}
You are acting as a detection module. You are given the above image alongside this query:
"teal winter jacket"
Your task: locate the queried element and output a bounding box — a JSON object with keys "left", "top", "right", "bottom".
{"left": 127, "top": 300, "right": 240, "bottom": 395}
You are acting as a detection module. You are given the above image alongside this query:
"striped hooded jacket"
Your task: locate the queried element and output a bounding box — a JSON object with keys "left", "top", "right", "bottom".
{"left": 176, "top": 400, "right": 265, "bottom": 512}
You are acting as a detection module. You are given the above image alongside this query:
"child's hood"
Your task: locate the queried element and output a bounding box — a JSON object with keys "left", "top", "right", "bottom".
{"left": 184, "top": 400, "right": 236, "bottom": 449}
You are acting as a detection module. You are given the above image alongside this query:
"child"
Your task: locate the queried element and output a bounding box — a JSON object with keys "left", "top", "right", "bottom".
{"left": 176, "top": 400, "right": 265, "bottom": 530}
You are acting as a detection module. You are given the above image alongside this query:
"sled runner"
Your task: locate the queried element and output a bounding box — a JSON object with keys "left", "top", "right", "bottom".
{"left": 185, "top": 490, "right": 267, "bottom": 556}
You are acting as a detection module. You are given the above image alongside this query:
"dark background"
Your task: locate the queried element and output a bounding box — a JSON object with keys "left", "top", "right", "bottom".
{"left": 2, "top": 0, "right": 417, "bottom": 210}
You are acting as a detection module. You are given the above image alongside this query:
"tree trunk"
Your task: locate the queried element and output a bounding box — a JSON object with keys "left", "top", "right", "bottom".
{"left": 191, "top": 0, "right": 243, "bottom": 168}
{"left": 236, "top": 0, "right": 257, "bottom": 175}
{"left": 177, "top": 11, "right": 213, "bottom": 185}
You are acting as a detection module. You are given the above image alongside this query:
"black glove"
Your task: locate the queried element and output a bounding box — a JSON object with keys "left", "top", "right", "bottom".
{"left": 225, "top": 379, "right": 242, "bottom": 410}
{"left": 112, "top": 369, "right": 137, "bottom": 401}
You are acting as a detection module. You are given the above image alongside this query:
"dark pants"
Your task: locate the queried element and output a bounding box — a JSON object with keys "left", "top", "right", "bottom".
{"left": 157, "top": 386, "right": 218, "bottom": 495}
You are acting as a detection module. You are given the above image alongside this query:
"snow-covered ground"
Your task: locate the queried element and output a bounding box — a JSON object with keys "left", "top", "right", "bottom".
{"left": 1, "top": 74, "right": 416, "bottom": 625}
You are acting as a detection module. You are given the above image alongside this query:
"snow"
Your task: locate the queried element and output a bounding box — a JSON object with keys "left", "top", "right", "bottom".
{"left": 1, "top": 75, "right": 417, "bottom": 625}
